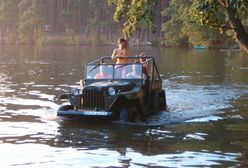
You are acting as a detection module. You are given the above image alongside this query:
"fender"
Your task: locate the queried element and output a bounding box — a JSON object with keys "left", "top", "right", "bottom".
{"left": 58, "top": 94, "right": 69, "bottom": 100}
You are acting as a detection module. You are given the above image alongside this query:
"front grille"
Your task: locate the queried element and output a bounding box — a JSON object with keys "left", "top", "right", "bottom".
{"left": 82, "top": 87, "right": 104, "bottom": 110}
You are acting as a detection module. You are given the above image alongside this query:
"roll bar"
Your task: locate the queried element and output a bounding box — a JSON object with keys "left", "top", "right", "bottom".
{"left": 86, "top": 55, "right": 161, "bottom": 81}
{"left": 88, "top": 56, "right": 154, "bottom": 65}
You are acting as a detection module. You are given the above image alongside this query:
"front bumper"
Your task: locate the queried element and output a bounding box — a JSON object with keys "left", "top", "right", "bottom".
{"left": 57, "top": 109, "right": 112, "bottom": 117}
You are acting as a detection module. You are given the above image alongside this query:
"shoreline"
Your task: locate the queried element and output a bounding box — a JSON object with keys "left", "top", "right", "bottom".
{"left": 0, "top": 42, "right": 240, "bottom": 51}
{"left": 0, "top": 35, "right": 241, "bottom": 50}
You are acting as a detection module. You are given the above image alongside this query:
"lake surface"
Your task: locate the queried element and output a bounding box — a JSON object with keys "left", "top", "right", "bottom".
{"left": 0, "top": 45, "right": 248, "bottom": 167}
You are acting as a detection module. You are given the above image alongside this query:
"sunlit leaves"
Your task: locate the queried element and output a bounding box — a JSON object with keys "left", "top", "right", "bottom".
{"left": 189, "top": 0, "right": 248, "bottom": 52}
{"left": 161, "top": 0, "right": 229, "bottom": 47}
{"left": 190, "top": 0, "right": 248, "bottom": 28}
{"left": 108, "top": 0, "right": 158, "bottom": 37}
{"left": 190, "top": 0, "right": 226, "bottom": 28}
{"left": 161, "top": 1, "right": 186, "bottom": 47}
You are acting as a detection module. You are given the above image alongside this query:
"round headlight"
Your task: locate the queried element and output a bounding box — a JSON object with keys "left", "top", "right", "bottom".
{"left": 71, "top": 88, "right": 79, "bottom": 96}
{"left": 108, "top": 87, "right": 116, "bottom": 96}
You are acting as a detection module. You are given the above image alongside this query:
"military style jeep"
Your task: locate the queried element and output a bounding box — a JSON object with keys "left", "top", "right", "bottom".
{"left": 57, "top": 56, "right": 167, "bottom": 121}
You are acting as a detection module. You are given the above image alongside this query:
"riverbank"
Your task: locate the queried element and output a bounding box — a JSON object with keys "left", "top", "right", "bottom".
{"left": 1, "top": 34, "right": 152, "bottom": 46}
{"left": 0, "top": 33, "right": 240, "bottom": 50}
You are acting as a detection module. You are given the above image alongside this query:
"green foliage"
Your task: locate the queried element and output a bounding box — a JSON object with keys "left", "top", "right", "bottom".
{"left": 190, "top": 0, "right": 226, "bottom": 27}
{"left": 161, "top": 1, "right": 187, "bottom": 47}
{"left": 0, "top": 0, "right": 115, "bottom": 45}
{"left": 18, "top": 0, "right": 44, "bottom": 43}
{"left": 0, "top": 0, "right": 20, "bottom": 24}
{"left": 108, "top": 0, "right": 158, "bottom": 38}
{"left": 189, "top": 0, "right": 248, "bottom": 52}
{"left": 190, "top": 0, "right": 248, "bottom": 28}
{"left": 161, "top": 0, "right": 227, "bottom": 47}
{"left": 182, "top": 21, "right": 228, "bottom": 47}
{"left": 0, "top": 0, "right": 20, "bottom": 44}
{"left": 0, "top": 0, "right": 246, "bottom": 48}
{"left": 240, "top": 3, "right": 248, "bottom": 26}
{"left": 109, "top": 0, "right": 247, "bottom": 51}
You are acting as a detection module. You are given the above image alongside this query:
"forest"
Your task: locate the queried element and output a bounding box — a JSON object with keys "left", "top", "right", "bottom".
{"left": 0, "top": 0, "right": 247, "bottom": 51}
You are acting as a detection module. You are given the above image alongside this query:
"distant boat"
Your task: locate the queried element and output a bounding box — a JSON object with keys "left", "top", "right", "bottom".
{"left": 146, "top": 41, "right": 152, "bottom": 46}
{"left": 193, "top": 45, "right": 208, "bottom": 49}
{"left": 230, "top": 43, "right": 239, "bottom": 49}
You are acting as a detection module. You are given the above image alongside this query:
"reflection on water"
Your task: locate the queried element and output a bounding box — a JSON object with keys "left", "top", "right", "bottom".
{"left": 0, "top": 143, "right": 240, "bottom": 167}
{"left": 0, "top": 46, "right": 247, "bottom": 167}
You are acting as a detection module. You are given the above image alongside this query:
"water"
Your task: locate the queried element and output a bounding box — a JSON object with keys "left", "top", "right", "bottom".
{"left": 0, "top": 45, "right": 248, "bottom": 167}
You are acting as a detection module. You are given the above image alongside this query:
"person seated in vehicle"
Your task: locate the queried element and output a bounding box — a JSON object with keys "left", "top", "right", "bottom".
{"left": 127, "top": 63, "right": 149, "bottom": 101}
{"left": 94, "top": 65, "right": 113, "bottom": 79}
{"left": 139, "top": 52, "right": 149, "bottom": 75}
{"left": 126, "top": 63, "right": 146, "bottom": 79}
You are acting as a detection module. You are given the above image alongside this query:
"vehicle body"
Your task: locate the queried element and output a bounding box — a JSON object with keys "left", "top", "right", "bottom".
{"left": 57, "top": 56, "right": 167, "bottom": 121}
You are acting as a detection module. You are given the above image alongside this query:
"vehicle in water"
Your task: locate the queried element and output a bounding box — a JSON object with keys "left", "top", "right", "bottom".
{"left": 57, "top": 56, "right": 167, "bottom": 122}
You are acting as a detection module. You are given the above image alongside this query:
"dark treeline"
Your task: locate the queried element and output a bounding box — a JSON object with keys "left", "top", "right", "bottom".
{"left": 0, "top": 0, "right": 246, "bottom": 48}
{"left": 0, "top": 0, "right": 165, "bottom": 45}
{"left": 0, "top": 0, "right": 117, "bottom": 44}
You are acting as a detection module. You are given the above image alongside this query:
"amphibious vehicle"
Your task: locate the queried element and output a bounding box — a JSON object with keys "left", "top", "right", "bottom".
{"left": 57, "top": 56, "right": 167, "bottom": 121}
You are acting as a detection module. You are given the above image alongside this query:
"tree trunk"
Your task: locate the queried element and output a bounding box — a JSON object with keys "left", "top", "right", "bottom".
{"left": 227, "top": 7, "right": 248, "bottom": 53}
{"left": 140, "top": 28, "right": 145, "bottom": 42}
{"left": 0, "top": 24, "right": 2, "bottom": 43}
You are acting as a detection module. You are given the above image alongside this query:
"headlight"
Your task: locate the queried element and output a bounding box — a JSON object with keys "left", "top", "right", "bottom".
{"left": 71, "top": 88, "right": 79, "bottom": 96}
{"left": 108, "top": 87, "right": 116, "bottom": 96}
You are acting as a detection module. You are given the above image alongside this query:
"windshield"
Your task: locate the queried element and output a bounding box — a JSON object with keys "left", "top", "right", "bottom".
{"left": 86, "top": 64, "right": 113, "bottom": 79}
{"left": 86, "top": 63, "right": 143, "bottom": 79}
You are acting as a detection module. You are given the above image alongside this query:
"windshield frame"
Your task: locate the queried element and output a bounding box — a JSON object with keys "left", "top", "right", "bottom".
{"left": 85, "top": 63, "right": 143, "bottom": 80}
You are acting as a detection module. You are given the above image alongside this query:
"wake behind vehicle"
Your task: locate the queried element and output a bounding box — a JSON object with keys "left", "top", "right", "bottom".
{"left": 57, "top": 56, "right": 167, "bottom": 122}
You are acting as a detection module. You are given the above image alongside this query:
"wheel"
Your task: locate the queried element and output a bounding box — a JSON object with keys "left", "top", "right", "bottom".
{"left": 119, "top": 105, "right": 136, "bottom": 122}
{"left": 159, "top": 91, "right": 167, "bottom": 111}
{"left": 58, "top": 104, "right": 73, "bottom": 111}
{"left": 119, "top": 107, "right": 129, "bottom": 122}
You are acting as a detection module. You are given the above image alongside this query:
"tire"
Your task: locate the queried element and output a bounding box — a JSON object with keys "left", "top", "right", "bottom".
{"left": 59, "top": 104, "right": 73, "bottom": 111}
{"left": 119, "top": 105, "right": 136, "bottom": 122}
{"left": 159, "top": 91, "right": 167, "bottom": 111}
{"left": 119, "top": 107, "right": 129, "bottom": 122}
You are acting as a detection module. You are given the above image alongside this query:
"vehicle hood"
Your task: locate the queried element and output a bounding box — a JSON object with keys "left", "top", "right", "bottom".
{"left": 87, "top": 80, "right": 136, "bottom": 92}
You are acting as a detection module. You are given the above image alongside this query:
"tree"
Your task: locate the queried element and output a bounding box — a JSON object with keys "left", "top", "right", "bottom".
{"left": 0, "top": 0, "right": 20, "bottom": 43}
{"left": 109, "top": 0, "right": 248, "bottom": 53}
{"left": 18, "top": 0, "right": 45, "bottom": 44}
{"left": 161, "top": 0, "right": 228, "bottom": 47}
{"left": 190, "top": 0, "right": 248, "bottom": 53}
{"left": 108, "top": 0, "right": 158, "bottom": 38}
{"left": 161, "top": 0, "right": 188, "bottom": 47}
